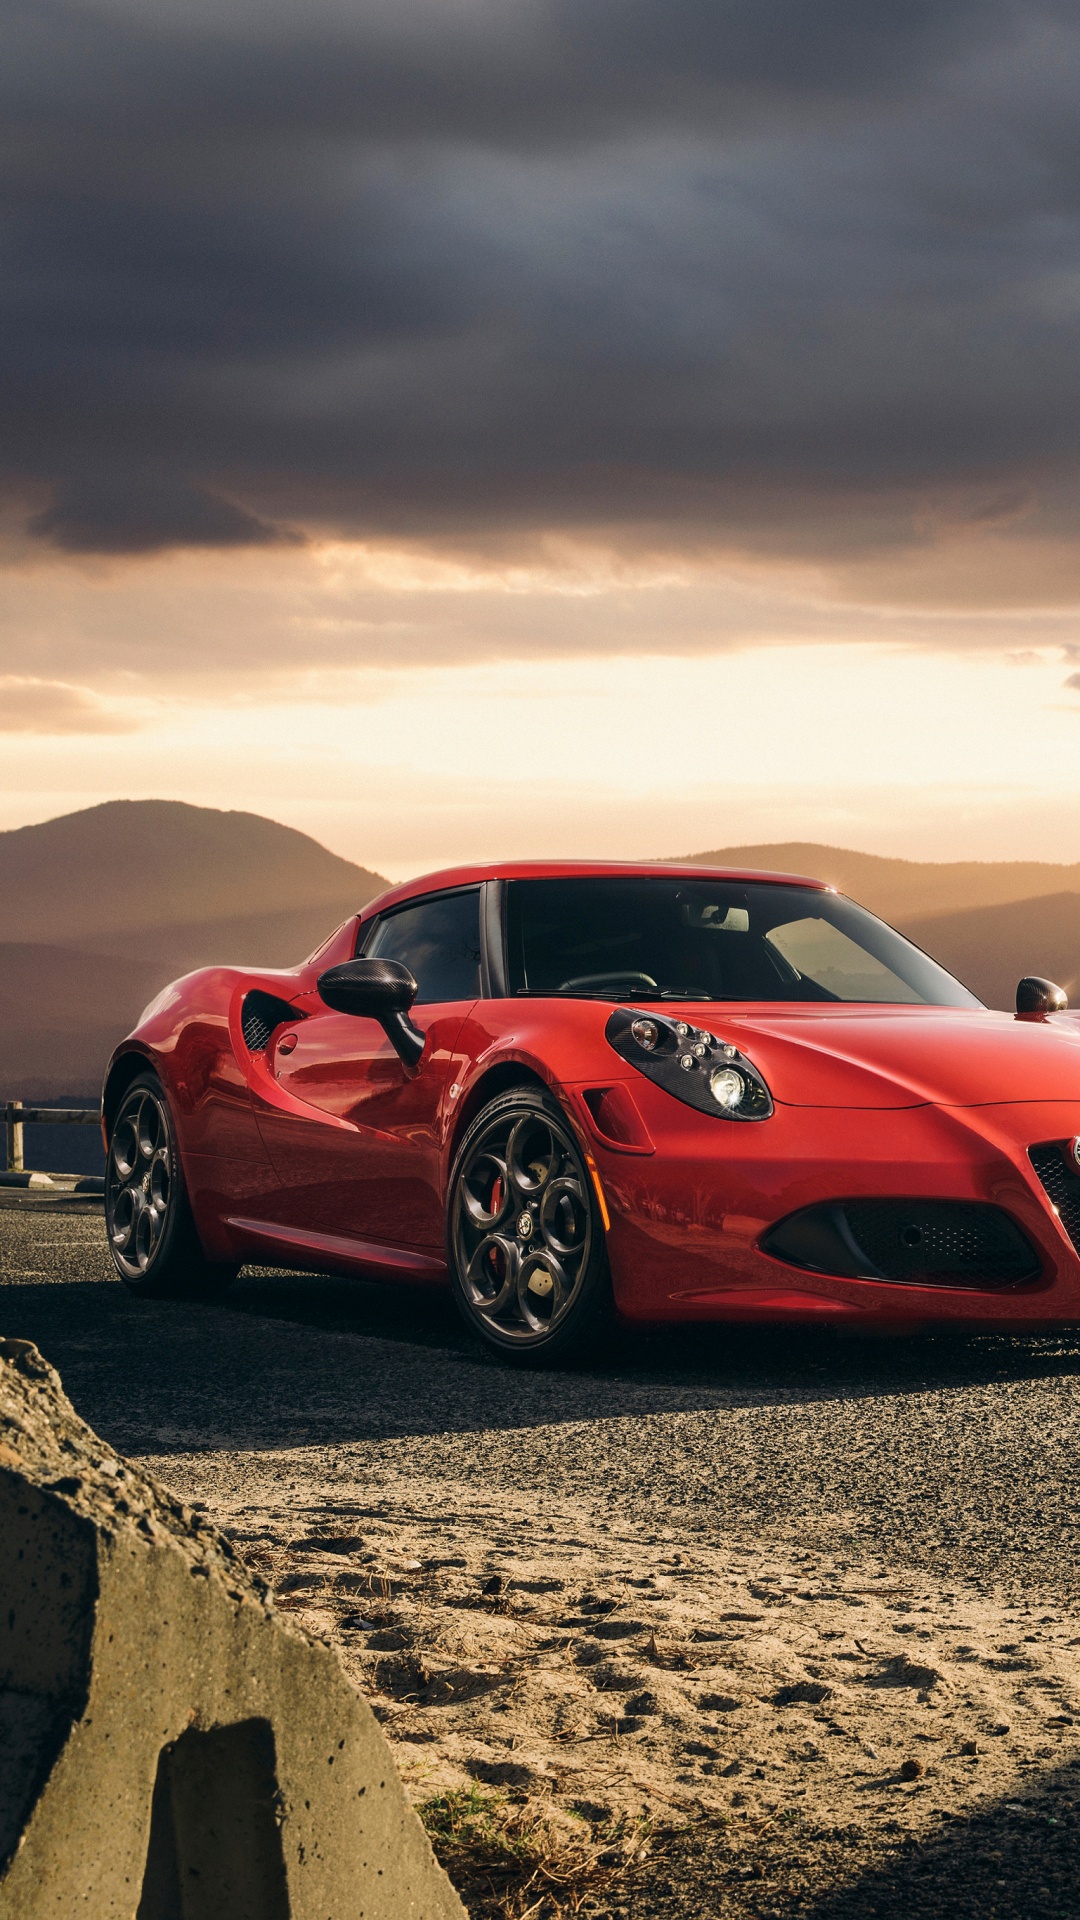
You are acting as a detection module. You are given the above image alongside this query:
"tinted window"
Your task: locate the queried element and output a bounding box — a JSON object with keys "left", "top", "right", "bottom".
{"left": 505, "top": 878, "right": 980, "bottom": 1007}
{"left": 366, "top": 890, "right": 482, "bottom": 1004}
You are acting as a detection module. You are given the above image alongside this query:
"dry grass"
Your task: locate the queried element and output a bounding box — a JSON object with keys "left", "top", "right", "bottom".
{"left": 419, "top": 1781, "right": 658, "bottom": 1920}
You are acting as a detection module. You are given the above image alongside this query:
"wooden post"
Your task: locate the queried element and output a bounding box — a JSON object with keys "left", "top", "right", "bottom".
{"left": 5, "top": 1102, "right": 24, "bottom": 1173}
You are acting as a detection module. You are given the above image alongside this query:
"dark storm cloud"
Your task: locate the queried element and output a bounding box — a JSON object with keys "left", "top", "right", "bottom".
{"left": 3, "top": 0, "right": 1080, "bottom": 558}
{"left": 28, "top": 471, "right": 292, "bottom": 552}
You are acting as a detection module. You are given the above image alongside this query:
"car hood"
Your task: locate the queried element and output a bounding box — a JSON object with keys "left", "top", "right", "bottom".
{"left": 651, "top": 1004, "right": 1080, "bottom": 1109}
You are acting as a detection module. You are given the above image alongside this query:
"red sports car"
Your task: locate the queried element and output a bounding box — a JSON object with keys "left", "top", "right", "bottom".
{"left": 102, "top": 861, "right": 1080, "bottom": 1361}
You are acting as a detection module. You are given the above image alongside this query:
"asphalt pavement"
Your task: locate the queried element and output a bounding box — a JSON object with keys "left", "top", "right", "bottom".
{"left": 4, "top": 1209, "right": 1080, "bottom": 1604}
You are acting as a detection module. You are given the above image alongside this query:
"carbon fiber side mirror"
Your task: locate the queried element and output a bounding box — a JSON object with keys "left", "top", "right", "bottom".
{"left": 317, "top": 958, "right": 425, "bottom": 1066}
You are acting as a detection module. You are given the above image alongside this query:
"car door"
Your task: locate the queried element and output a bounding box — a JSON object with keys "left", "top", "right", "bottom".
{"left": 252, "top": 886, "right": 483, "bottom": 1249}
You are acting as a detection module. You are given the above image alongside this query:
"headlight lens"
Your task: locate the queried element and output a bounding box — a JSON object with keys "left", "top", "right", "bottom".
{"left": 709, "top": 1065, "right": 745, "bottom": 1109}
{"left": 605, "top": 1008, "right": 773, "bottom": 1121}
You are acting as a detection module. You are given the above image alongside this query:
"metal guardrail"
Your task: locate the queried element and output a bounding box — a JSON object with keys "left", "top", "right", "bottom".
{"left": 5, "top": 1102, "right": 101, "bottom": 1174}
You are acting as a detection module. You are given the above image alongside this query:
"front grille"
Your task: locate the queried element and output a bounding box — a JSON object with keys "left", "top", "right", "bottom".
{"left": 1029, "top": 1143, "right": 1080, "bottom": 1256}
{"left": 764, "top": 1199, "right": 1039, "bottom": 1288}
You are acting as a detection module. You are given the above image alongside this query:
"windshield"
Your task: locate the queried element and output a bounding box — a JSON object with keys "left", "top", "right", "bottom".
{"left": 505, "top": 877, "right": 981, "bottom": 1007}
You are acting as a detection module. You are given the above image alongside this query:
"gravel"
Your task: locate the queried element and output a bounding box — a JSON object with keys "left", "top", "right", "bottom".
{"left": 5, "top": 1212, "right": 1080, "bottom": 1601}
{"left": 4, "top": 1210, "right": 1080, "bottom": 1915}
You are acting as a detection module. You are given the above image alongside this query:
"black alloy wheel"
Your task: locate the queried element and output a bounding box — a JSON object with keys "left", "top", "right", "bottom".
{"left": 105, "top": 1073, "right": 236, "bottom": 1299}
{"left": 447, "top": 1087, "right": 611, "bottom": 1363}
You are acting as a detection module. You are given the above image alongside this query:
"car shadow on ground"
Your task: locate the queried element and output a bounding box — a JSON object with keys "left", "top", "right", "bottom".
{"left": 645, "top": 1757, "right": 1080, "bottom": 1920}
{"left": 229, "top": 1261, "right": 1080, "bottom": 1395}
{"left": 802, "top": 1760, "right": 1080, "bottom": 1920}
{"left": 5, "top": 1252, "right": 1080, "bottom": 1456}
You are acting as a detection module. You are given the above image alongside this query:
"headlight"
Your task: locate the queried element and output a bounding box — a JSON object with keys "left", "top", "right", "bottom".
{"left": 709, "top": 1065, "right": 744, "bottom": 1109}
{"left": 605, "top": 1007, "right": 773, "bottom": 1121}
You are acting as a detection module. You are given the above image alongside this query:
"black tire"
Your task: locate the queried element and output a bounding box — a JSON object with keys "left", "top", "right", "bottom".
{"left": 105, "top": 1072, "right": 237, "bottom": 1300}
{"left": 447, "top": 1086, "right": 612, "bottom": 1365}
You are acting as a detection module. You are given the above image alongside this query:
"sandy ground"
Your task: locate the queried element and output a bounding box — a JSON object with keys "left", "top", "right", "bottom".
{"left": 145, "top": 1447, "right": 1080, "bottom": 1917}
{"left": 5, "top": 1211, "right": 1080, "bottom": 1914}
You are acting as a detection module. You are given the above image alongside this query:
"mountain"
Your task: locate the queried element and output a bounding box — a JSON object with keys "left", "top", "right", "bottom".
{"left": 77, "top": 905, "right": 372, "bottom": 973}
{"left": 0, "top": 799, "right": 387, "bottom": 943}
{"left": 0, "top": 801, "right": 389, "bottom": 1109}
{"left": 0, "top": 944, "right": 165, "bottom": 1093}
{"left": 680, "top": 842, "right": 1080, "bottom": 926}
{"left": 902, "top": 893, "right": 1080, "bottom": 1011}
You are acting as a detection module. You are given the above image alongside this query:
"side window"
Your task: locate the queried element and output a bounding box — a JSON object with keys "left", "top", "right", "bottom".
{"left": 365, "top": 890, "right": 482, "bottom": 1004}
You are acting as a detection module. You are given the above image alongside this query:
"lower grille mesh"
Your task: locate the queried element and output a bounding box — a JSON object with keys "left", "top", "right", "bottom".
{"left": 764, "top": 1198, "right": 1039, "bottom": 1288}
{"left": 1029, "top": 1143, "right": 1080, "bottom": 1256}
{"left": 842, "top": 1200, "right": 1036, "bottom": 1285}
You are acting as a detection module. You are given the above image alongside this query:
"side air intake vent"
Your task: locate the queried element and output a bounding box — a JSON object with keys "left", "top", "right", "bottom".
{"left": 241, "top": 991, "right": 299, "bottom": 1053}
{"left": 1029, "top": 1144, "right": 1080, "bottom": 1257}
{"left": 763, "top": 1199, "right": 1039, "bottom": 1289}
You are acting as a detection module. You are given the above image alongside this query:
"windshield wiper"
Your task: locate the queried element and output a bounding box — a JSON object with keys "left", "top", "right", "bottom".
{"left": 514, "top": 987, "right": 624, "bottom": 1000}
{"left": 514, "top": 987, "right": 716, "bottom": 1001}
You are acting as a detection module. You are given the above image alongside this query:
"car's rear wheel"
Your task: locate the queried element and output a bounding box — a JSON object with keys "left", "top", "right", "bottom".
{"left": 447, "top": 1087, "right": 611, "bottom": 1364}
{"left": 105, "top": 1073, "right": 237, "bottom": 1300}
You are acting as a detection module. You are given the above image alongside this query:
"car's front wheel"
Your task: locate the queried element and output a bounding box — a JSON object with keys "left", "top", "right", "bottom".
{"left": 105, "top": 1073, "right": 237, "bottom": 1299}
{"left": 447, "top": 1086, "right": 611, "bottom": 1364}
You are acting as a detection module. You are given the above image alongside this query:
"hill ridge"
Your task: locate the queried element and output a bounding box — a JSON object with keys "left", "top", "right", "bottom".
{"left": 0, "top": 799, "right": 388, "bottom": 942}
{"left": 679, "top": 842, "right": 1080, "bottom": 922}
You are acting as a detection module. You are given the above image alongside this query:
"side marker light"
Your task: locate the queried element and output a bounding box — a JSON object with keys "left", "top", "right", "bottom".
{"left": 585, "top": 1152, "right": 611, "bottom": 1231}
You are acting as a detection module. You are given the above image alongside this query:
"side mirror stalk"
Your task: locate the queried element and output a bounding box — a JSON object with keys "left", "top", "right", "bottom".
{"left": 380, "top": 1007, "right": 426, "bottom": 1069}
{"left": 316, "top": 958, "right": 426, "bottom": 1067}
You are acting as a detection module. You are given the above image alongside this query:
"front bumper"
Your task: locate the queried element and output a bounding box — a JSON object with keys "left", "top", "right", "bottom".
{"left": 574, "top": 1085, "right": 1080, "bottom": 1327}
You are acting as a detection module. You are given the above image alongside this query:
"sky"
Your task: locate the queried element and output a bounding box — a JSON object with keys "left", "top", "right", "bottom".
{"left": 4, "top": 0, "right": 1080, "bottom": 876}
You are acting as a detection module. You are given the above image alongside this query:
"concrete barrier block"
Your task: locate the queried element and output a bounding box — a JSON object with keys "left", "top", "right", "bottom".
{"left": 0, "top": 1337, "right": 465, "bottom": 1920}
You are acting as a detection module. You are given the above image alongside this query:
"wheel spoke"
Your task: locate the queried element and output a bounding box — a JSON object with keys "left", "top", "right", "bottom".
{"left": 134, "top": 1205, "right": 155, "bottom": 1269}
{"left": 540, "top": 1177, "right": 587, "bottom": 1257}
{"left": 517, "top": 1251, "right": 570, "bottom": 1332}
{"left": 112, "top": 1116, "right": 139, "bottom": 1181}
{"left": 464, "top": 1233, "right": 519, "bottom": 1312}
{"left": 136, "top": 1094, "right": 161, "bottom": 1162}
{"left": 461, "top": 1152, "right": 512, "bottom": 1229}
{"left": 148, "top": 1150, "right": 170, "bottom": 1216}
{"left": 109, "top": 1185, "right": 137, "bottom": 1253}
{"left": 506, "top": 1116, "right": 557, "bottom": 1197}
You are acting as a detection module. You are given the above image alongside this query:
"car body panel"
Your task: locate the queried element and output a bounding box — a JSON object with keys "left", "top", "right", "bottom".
{"left": 102, "top": 860, "right": 1080, "bottom": 1332}
{"left": 252, "top": 1002, "right": 476, "bottom": 1247}
{"left": 712, "top": 1004, "right": 1080, "bottom": 1109}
